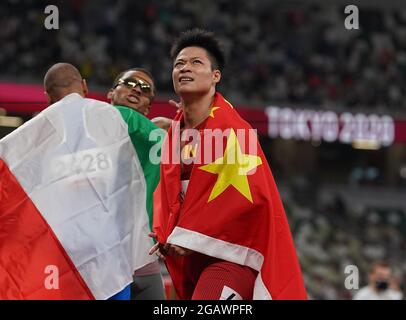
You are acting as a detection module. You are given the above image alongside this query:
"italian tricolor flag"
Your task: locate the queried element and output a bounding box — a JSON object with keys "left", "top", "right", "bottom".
{"left": 0, "top": 93, "right": 161, "bottom": 299}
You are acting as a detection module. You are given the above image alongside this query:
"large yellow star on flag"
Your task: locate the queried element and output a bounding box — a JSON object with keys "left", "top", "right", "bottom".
{"left": 199, "top": 129, "right": 262, "bottom": 203}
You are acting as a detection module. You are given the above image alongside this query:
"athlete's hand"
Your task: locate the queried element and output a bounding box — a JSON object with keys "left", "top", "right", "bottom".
{"left": 169, "top": 99, "right": 183, "bottom": 113}
{"left": 149, "top": 233, "right": 193, "bottom": 257}
{"left": 148, "top": 232, "right": 157, "bottom": 240}
{"left": 149, "top": 242, "right": 167, "bottom": 260}
{"left": 165, "top": 244, "right": 193, "bottom": 257}
{"left": 148, "top": 233, "right": 166, "bottom": 260}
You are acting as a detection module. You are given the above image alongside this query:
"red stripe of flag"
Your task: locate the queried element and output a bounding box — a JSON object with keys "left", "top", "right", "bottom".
{"left": 0, "top": 158, "right": 94, "bottom": 300}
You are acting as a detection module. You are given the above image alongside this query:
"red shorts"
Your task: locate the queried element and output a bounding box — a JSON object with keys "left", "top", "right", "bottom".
{"left": 183, "top": 253, "right": 257, "bottom": 300}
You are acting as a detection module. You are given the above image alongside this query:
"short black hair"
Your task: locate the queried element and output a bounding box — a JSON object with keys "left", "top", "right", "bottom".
{"left": 170, "top": 29, "right": 225, "bottom": 71}
{"left": 112, "top": 68, "right": 156, "bottom": 96}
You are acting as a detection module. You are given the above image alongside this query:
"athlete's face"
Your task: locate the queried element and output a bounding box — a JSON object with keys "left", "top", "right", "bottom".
{"left": 172, "top": 46, "right": 221, "bottom": 97}
{"left": 108, "top": 70, "right": 154, "bottom": 116}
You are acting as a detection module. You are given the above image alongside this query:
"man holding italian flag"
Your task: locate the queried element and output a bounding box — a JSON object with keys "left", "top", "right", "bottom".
{"left": 152, "top": 29, "right": 307, "bottom": 300}
{"left": 0, "top": 63, "right": 161, "bottom": 299}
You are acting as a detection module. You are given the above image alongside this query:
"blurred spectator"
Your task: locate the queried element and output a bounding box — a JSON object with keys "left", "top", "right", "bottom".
{"left": 284, "top": 181, "right": 406, "bottom": 300}
{"left": 2, "top": 1, "right": 406, "bottom": 113}
{"left": 353, "top": 261, "right": 403, "bottom": 300}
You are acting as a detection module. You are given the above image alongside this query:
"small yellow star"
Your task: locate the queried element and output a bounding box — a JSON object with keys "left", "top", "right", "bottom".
{"left": 209, "top": 107, "right": 220, "bottom": 118}
{"left": 199, "top": 129, "right": 262, "bottom": 203}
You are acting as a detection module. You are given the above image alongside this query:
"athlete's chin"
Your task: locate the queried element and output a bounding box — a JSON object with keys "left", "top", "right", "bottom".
{"left": 122, "top": 101, "right": 141, "bottom": 110}
{"left": 175, "top": 86, "right": 206, "bottom": 96}
{"left": 176, "top": 86, "right": 193, "bottom": 93}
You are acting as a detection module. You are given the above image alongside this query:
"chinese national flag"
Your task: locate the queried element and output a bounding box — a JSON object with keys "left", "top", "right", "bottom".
{"left": 153, "top": 93, "right": 307, "bottom": 300}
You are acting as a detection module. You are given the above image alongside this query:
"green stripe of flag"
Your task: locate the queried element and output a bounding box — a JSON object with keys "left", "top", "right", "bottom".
{"left": 114, "top": 106, "right": 163, "bottom": 230}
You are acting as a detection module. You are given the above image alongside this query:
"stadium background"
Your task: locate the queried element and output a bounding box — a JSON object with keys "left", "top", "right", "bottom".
{"left": 1, "top": 0, "right": 405, "bottom": 299}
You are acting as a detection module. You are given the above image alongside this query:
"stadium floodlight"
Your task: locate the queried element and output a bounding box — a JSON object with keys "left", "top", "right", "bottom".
{"left": 352, "top": 139, "right": 381, "bottom": 150}
{"left": 0, "top": 115, "right": 23, "bottom": 128}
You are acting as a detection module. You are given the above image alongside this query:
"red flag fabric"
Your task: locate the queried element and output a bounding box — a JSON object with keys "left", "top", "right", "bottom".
{"left": 0, "top": 158, "right": 94, "bottom": 299}
{"left": 153, "top": 93, "right": 307, "bottom": 300}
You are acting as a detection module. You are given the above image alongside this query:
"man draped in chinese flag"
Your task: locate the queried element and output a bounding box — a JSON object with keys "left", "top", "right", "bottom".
{"left": 152, "top": 29, "right": 307, "bottom": 300}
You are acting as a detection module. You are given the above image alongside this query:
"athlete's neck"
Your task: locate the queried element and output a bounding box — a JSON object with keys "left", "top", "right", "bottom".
{"left": 181, "top": 90, "right": 215, "bottom": 129}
